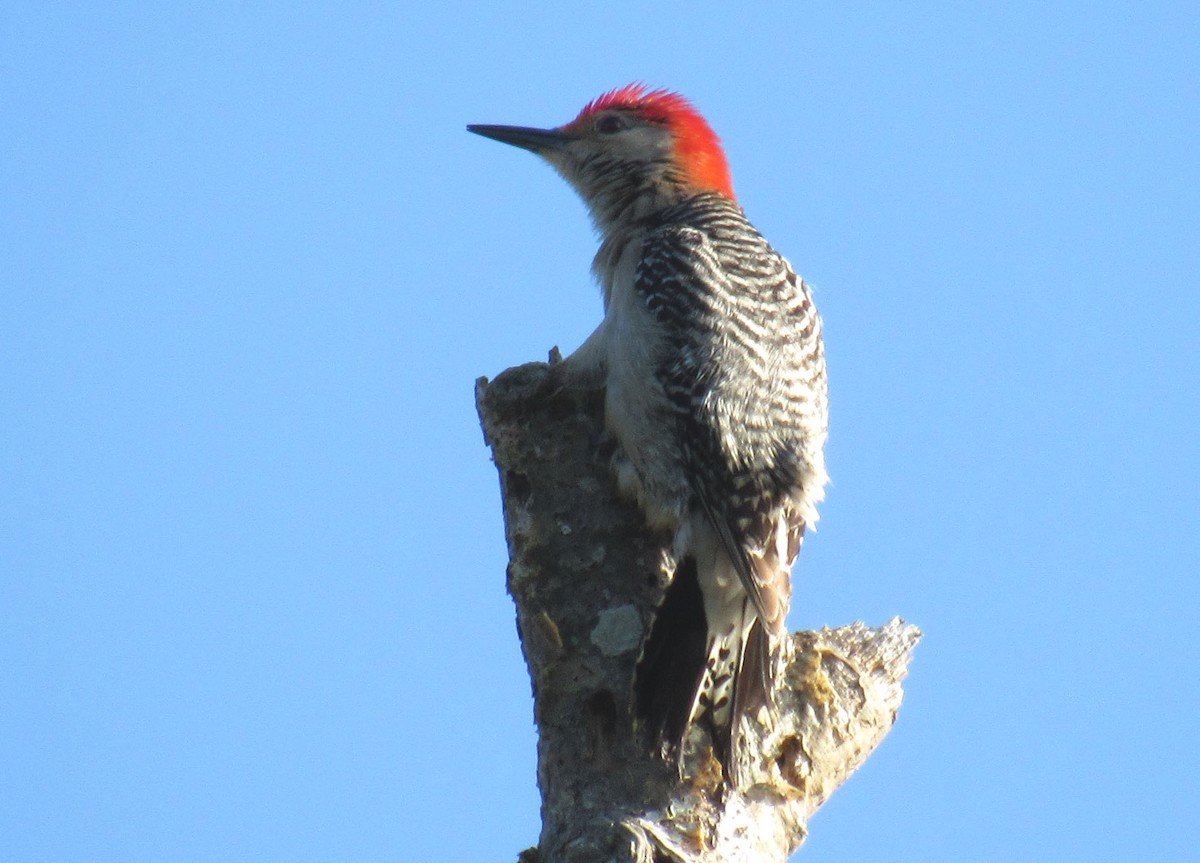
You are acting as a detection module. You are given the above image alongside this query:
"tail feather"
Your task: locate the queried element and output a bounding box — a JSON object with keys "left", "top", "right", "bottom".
{"left": 635, "top": 553, "right": 775, "bottom": 784}
{"left": 634, "top": 556, "right": 708, "bottom": 749}
{"left": 635, "top": 506, "right": 803, "bottom": 785}
{"left": 730, "top": 616, "right": 771, "bottom": 739}
{"left": 696, "top": 597, "right": 770, "bottom": 780}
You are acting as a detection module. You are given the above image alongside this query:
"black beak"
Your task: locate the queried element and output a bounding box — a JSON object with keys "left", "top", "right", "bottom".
{"left": 467, "top": 124, "right": 570, "bottom": 154}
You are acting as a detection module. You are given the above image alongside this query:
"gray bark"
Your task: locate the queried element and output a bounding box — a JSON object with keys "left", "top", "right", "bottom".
{"left": 476, "top": 358, "right": 920, "bottom": 863}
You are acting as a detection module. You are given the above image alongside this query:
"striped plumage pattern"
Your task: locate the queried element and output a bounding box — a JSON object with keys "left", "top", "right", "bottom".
{"left": 638, "top": 193, "right": 827, "bottom": 571}
{"left": 467, "top": 86, "right": 828, "bottom": 786}
{"left": 626, "top": 193, "right": 827, "bottom": 773}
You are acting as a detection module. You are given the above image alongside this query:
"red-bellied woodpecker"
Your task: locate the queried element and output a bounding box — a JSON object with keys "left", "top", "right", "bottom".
{"left": 469, "top": 85, "right": 828, "bottom": 786}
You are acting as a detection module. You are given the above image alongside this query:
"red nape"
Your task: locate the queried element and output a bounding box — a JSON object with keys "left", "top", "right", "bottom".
{"left": 566, "top": 84, "right": 735, "bottom": 200}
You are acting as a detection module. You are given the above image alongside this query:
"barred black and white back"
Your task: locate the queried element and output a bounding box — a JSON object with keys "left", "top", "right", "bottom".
{"left": 611, "top": 193, "right": 828, "bottom": 780}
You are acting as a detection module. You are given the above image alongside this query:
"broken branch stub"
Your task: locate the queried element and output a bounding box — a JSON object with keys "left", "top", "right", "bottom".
{"left": 476, "top": 360, "right": 919, "bottom": 863}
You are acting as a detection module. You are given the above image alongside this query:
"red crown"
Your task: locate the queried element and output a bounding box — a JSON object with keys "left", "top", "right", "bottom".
{"left": 566, "top": 84, "right": 735, "bottom": 199}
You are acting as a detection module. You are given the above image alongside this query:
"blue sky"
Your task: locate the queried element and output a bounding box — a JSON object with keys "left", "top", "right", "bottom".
{"left": 3, "top": 2, "right": 1197, "bottom": 860}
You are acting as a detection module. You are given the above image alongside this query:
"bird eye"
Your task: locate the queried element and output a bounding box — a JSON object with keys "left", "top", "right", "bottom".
{"left": 596, "top": 114, "right": 625, "bottom": 134}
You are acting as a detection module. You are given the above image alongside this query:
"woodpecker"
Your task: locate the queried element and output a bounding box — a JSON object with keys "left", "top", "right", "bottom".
{"left": 469, "top": 85, "right": 828, "bottom": 784}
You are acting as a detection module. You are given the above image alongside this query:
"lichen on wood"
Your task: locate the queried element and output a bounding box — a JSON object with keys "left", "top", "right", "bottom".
{"left": 477, "top": 359, "right": 919, "bottom": 863}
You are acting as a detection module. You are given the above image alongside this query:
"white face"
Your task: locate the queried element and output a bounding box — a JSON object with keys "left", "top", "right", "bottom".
{"left": 569, "top": 109, "right": 673, "bottom": 158}
{"left": 543, "top": 109, "right": 679, "bottom": 225}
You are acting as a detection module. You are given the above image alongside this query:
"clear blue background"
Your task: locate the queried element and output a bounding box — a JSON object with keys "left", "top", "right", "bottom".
{"left": 3, "top": 3, "right": 1197, "bottom": 860}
